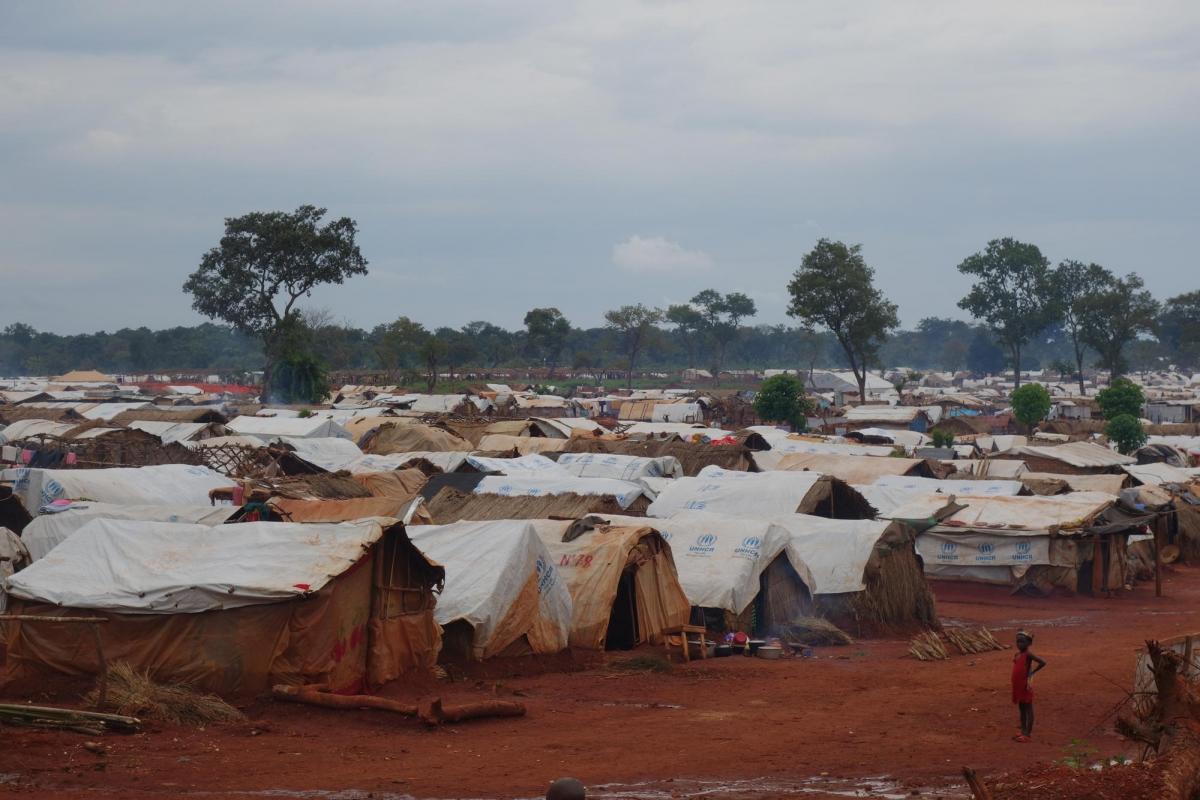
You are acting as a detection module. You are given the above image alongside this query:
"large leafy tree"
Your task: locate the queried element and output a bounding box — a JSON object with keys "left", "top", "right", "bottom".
{"left": 1078, "top": 273, "right": 1159, "bottom": 379}
{"left": 956, "top": 238, "right": 1059, "bottom": 388}
{"left": 1052, "top": 260, "right": 1112, "bottom": 394}
{"left": 461, "top": 321, "right": 513, "bottom": 368}
{"left": 523, "top": 307, "right": 572, "bottom": 376}
{"left": 753, "top": 374, "right": 813, "bottom": 431}
{"left": 1158, "top": 291, "right": 1200, "bottom": 369}
{"left": 1011, "top": 382, "right": 1051, "bottom": 433}
{"left": 666, "top": 303, "right": 706, "bottom": 369}
{"left": 787, "top": 239, "right": 899, "bottom": 400}
{"left": 183, "top": 205, "right": 367, "bottom": 390}
{"left": 1096, "top": 377, "right": 1145, "bottom": 419}
{"left": 604, "top": 304, "right": 665, "bottom": 388}
{"left": 372, "top": 316, "right": 429, "bottom": 378}
{"left": 689, "top": 290, "right": 757, "bottom": 381}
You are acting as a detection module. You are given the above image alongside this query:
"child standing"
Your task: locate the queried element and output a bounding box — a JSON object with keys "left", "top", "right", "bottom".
{"left": 1012, "top": 630, "right": 1046, "bottom": 743}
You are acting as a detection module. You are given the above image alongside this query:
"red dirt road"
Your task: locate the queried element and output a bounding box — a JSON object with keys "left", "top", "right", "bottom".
{"left": 6, "top": 567, "right": 1200, "bottom": 799}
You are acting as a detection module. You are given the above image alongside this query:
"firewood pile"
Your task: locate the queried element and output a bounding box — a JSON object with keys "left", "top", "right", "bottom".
{"left": 909, "top": 627, "right": 1008, "bottom": 661}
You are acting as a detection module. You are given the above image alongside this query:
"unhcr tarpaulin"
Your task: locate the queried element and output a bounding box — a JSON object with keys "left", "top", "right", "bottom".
{"left": 528, "top": 520, "right": 690, "bottom": 650}
{"left": 770, "top": 515, "right": 894, "bottom": 594}
{"left": 871, "top": 474, "right": 1023, "bottom": 497}
{"left": 2, "top": 464, "right": 235, "bottom": 514}
{"left": 917, "top": 530, "right": 1051, "bottom": 567}
{"left": 556, "top": 452, "right": 683, "bottom": 481}
{"left": 272, "top": 436, "right": 363, "bottom": 472}
{"left": 227, "top": 415, "right": 352, "bottom": 440}
{"left": 347, "top": 452, "right": 471, "bottom": 474}
{"left": 474, "top": 476, "right": 644, "bottom": 510}
{"left": 752, "top": 452, "right": 924, "bottom": 483}
{"left": 22, "top": 502, "right": 237, "bottom": 561}
{"left": 408, "top": 521, "right": 572, "bottom": 659}
{"left": 647, "top": 466, "right": 824, "bottom": 518}
{"left": 465, "top": 453, "right": 568, "bottom": 476}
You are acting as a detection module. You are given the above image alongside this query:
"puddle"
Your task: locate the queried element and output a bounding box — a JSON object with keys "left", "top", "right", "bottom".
{"left": 587, "top": 776, "right": 968, "bottom": 799}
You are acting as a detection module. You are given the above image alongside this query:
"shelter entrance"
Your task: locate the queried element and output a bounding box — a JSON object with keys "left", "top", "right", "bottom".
{"left": 604, "top": 567, "right": 639, "bottom": 650}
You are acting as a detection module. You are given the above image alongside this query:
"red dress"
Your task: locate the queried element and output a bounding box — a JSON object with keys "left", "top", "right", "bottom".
{"left": 1012, "top": 652, "right": 1034, "bottom": 704}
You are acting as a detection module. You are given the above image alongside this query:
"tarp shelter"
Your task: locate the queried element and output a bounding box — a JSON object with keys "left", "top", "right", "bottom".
{"left": 999, "top": 442, "right": 1136, "bottom": 474}
{"left": 408, "top": 521, "right": 572, "bottom": 660}
{"left": 1123, "top": 463, "right": 1200, "bottom": 487}
{"left": 1020, "top": 472, "right": 1129, "bottom": 496}
{"left": 871, "top": 474, "right": 1024, "bottom": 497}
{"left": 476, "top": 435, "right": 571, "bottom": 454}
{"left": 125, "top": 420, "right": 218, "bottom": 445}
{"left": 2, "top": 464, "right": 234, "bottom": 515}
{"left": 22, "top": 502, "right": 238, "bottom": 561}
{"left": 3, "top": 518, "right": 444, "bottom": 694}
{"left": 771, "top": 515, "right": 936, "bottom": 634}
{"left": 0, "top": 419, "right": 78, "bottom": 444}
{"left": 347, "top": 452, "right": 471, "bottom": 474}
{"left": 606, "top": 511, "right": 813, "bottom": 635}
{"left": 269, "top": 496, "right": 430, "bottom": 525}
{"left": 647, "top": 466, "right": 875, "bottom": 520}
{"left": 474, "top": 475, "right": 645, "bottom": 510}
{"left": 424, "top": 487, "right": 647, "bottom": 524}
{"left": 271, "top": 436, "right": 364, "bottom": 473}
{"left": 527, "top": 519, "right": 691, "bottom": 650}
{"left": 360, "top": 423, "right": 473, "bottom": 454}
{"left": 465, "top": 453, "right": 568, "bottom": 477}
{"left": 554, "top": 452, "right": 683, "bottom": 481}
{"left": 226, "top": 415, "right": 351, "bottom": 441}
{"left": 752, "top": 451, "right": 933, "bottom": 483}
{"left": 949, "top": 459, "right": 1029, "bottom": 479}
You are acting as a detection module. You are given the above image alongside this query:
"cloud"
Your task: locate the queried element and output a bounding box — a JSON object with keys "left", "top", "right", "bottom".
{"left": 612, "top": 235, "right": 713, "bottom": 273}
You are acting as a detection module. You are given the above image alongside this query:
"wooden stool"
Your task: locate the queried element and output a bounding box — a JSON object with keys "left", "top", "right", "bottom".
{"left": 663, "top": 625, "right": 709, "bottom": 663}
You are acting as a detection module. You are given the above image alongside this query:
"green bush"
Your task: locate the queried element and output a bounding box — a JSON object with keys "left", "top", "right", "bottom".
{"left": 929, "top": 428, "right": 955, "bottom": 448}
{"left": 753, "top": 374, "right": 814, "bottom": 431}
{"left": 1011, "top": 383, "right": 1051, "bottom": 431}
{"left": 1097, "top": 378, "right": 1144, "bottom": 420}
{"left": 1105, "top": 414, "right": 1147, "bottom": 455}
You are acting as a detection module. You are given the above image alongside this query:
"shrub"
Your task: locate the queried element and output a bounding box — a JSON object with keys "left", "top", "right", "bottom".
{"left": 754, "top": 374, "right": 814, "bottom": 431}
{"left": 929, "top": 428, "right": 955, "bottom": 448}
{"left": 1011, "top": 383, "right": 1051, "bottom": 431}
{"left": 1096, "top": 377, "right": 1144, "bottom": 420}
{"left": 1105, "top": 414, "right": 1147, "bottom": 455}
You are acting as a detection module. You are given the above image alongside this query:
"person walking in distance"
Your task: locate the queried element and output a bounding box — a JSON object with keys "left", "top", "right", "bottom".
{"left": 1012, "top": 630, "right": 1046, "bottom": 742}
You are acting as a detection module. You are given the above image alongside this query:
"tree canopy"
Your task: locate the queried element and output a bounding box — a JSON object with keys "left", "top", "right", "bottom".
{"left": 956, "top": 237, "right": 1059, "bottom": 388}
{"left": 1105, "top": 414, "right": 1147, "bottom": 455}
{"left": 787, "top": 239, "right": 899, "bottom": 399}
{"left": 1077, "top": 273, "right": 1159, "bottom": 379}
{"left": 523, "top": 307, "right": 572, "bottom": 375}
{"left": 1096, "top": 377, "right": 1145, "bottom": 420}
{"left": 1010, "top": 382, "right": 1051, "bottom": 432}
{"left": 753, "top": 374, "right": 813, "bottom": 431}
{"left": 604, "top": 304, "right": 665, "bottom": 388}
{"left": 1052, "top": 260, "right": 1111, "bottom": 394}
{"left": 1159, "top": 291, "right": 1200, "bottom": 369}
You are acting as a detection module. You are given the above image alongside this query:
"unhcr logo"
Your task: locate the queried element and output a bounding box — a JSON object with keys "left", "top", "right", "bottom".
{"left": 1014, "top": 540, "right": 1034, "bottom": 562}
{"left": 688, "top": 533, "right": 718, "bottom": 556}
{"left": 976, "top": 542, "right": 996, "bottom": 563}
{"left": 734, "top": 535, "right": 762, "bottom": 559}
{"left": 939, "top": 541, "right": 959, "bottom": 561}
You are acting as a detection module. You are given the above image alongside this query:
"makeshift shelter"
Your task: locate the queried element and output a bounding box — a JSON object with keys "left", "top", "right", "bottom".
{"left": 110, "top": 407, "right": 228, "bottom": 425}
{"left": 771, "top": 515, "right": 936, "bottom": 634}
{"left": 408, "top": 521, "right": 572, "bottom": 660}
{"left": 606, "top": 511, "right": 812, "bottom": 636}
{"left": 871, "top": 474, "right": 1024, "bottom": 497}
{"left": 914, "top": 492, "right": 1153, "bottom": 594}
{"left": 476, "top": 434, "right": 571, "bottom": 454}
{"left": 553, "top": 452, "right": 683, "bottom": 481}
{"left": 269, "top": 437, "right": 364, "bottom": 473}
{"left": 2, "top": 464, "right": 234, "bottom": 514}
{"left": 22, "top": 502, "right": 238, "bottom": 561}
{"left": 360, "top": 423, "right": 473, "bottom": 454}
{"left": 424, "top": 487, "right": 649, "bottom": 523}
{"left": 347, "top": 452, "right": 472, "bottom": 474}
{"left": 996, "top": 441, "right": 1135, "bottom": 475}
{"left": 269, "top": 496, "right": 430, "bottom": 525}
{"left": 751, "top": 451, "right": 936, "bottom": 482}
{"left": 1020, "top": 472, "right": 1129, "bottom": 496}
{"left": 647, "top": 466, "right": 875, "bottom": 520}
{"left": 3, "top": 518, "right": 444, "bottom": 694}
{"left": 226, "top": 415, "right": 352, "bottom": 441}
{"left": 527, "top": 519, "right": 691, "bottom": 650}
{"left": 559, "top": 436, "right": 760, "bottom": 476}
{"left": 351, "top": 469, "right": 429, "bottom": 500}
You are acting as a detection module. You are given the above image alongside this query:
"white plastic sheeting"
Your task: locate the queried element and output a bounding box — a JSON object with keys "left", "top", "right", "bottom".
{"left": 408, "top": 521, "right": 571, "bottom": 658}
{"left": 473, "top": 476, "right": 644, "bottom": 509}
{"left": 1123, "top": 463, "right": 1200, "bottom": 486}
{"left": 125, "top": 420, "right": 212, "bottom": 445}
{"left": 556, "top": 453, "right": 683, "bottom": 481}
{"left": 917, "top": 530, "right": 1049, "bottom": 568}
{"left": 465, "top": 454, "right": 568, "bottom": 477}
{"left": 227, "top": 415, "right": 351, "bottom": 440}
{"left": 621, "top": 422, "right": 734, "bottom": 441}
{"left": 346, "top": 452, "right": 471, "bottom": 474}
{"left": 647, "top": 466, "right": 824, "bottom": 518}
{"left": 79, "top": 402, "right": 153, "bottom": 421}
{"left": 872, "top": 474, "right": 1023, "bottom": 497}
{"left": 771, "top": 515, "right": 893, "bottom": 594}
{"left": 5, "top": 518, "right": 386, "bottom": 613}
{"left": 22, "top": 503, "right": 238, "bottom": 561}
{"left": 0, "top": 419, "right": 77, "bottom": 444}
{"left": 2, "top": 464, "right": 235, "bottom": 515}
{"left": 606, "top": 511, "right": 805, "bottom": 614}
{"left": 272, "top": 436, "right": 364, "bottom": 472}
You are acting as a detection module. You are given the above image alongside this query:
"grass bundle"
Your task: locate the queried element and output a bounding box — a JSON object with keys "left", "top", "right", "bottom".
{"left": 779, "top": 616, "right": 853, "bottom": 647}
{"left": 87, "top": 662, "right": 244, "bottom": 726}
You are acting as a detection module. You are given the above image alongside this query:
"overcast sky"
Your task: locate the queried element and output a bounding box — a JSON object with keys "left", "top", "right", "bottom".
{"left": 2, "top": 1, "right": 1198, "bottom": 335}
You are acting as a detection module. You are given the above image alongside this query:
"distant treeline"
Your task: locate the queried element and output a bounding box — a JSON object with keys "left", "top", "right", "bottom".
{"left": 0, "top": 315, "right": 1181, "bottom": 379}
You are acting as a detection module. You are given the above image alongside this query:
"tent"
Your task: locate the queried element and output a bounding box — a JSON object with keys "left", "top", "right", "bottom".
{"left": 606, "top": 511, "right": 813, "bottom": 636}
{"left": 360, "top": 423, "right": 473, "bottom": 454}
{"left": 554, "top": 452, "right": 683, "bottom": 481}
{"left": 226, "top": 415, "right": 351, "bottom": 441}
{"left": 527, "top": 519, "right": 691, "bottom": 650}
{"left": 647, "top": 466, "right": 875, "bottom": 520}
{"left": 424, "top": 487, "right": 647, "bottom": 524}
{"left": 1, "top": 464, "right": 234, "bottom": 515}
{"left": 3, "top": 518, "right": 444, "bottom": 694}
{"left": 22, "top": 502, "right": 238, "bottom": 561}
{"left": 752, "top": 451, "right": 934, "bottom": 483}
{"left": 408, "top": 521, "right": 572, "bottom": 660}
{"left": 871, "top": 474, "right": 1024, "bottom": 497}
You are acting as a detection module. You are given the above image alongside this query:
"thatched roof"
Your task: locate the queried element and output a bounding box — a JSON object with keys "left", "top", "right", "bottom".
{"left": 264, "top": 472, "right": 374, "bottom": 500}
{"left": 0, "top": 406, "right": 86, "bottom": 425}
{"left": 425, "top": 487, "right": 650, "bottom": 524}
{"left": 557, "top": 437, "right": 756, "bottom": 476}
{"left": 110, "top": 407, "right": 228, "bottom": 424}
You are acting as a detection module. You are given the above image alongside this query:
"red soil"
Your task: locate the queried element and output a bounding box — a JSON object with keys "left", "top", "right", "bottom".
{"left": 6, "top": 567, "right": 1200, "bottom": 799}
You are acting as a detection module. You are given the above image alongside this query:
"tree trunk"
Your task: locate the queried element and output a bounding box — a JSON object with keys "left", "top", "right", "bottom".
{"left": 1075, "top": 344, "right": 1086, "bottom": 396}
{"left": 1011, "top": 345, "right": 1021, "bottom": 388}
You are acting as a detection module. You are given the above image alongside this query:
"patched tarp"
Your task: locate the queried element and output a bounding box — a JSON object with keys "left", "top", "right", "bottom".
{"left": 528, "top": 520, "right": 690, "bottom": 650}
{"left": 917, "top": 530, "right": 1051, "bottom": 568}
{"left": 22, "top": 503, "right": 237, "bottom": 561}
{"left": 753, "top": 452, "right": 924, "bottom": 483}
{"left": 872, "top": 474, "right": 1023, "bottom": 497}
{"left": 555, "top": 453, "right": 684, "bottom": 481}
{"left": 408, "top": 521, "right": 572, "bottom": 659}
{"left": 474, "top": 476, "right": 644, "bottom": 510}
{"left": 2, "top": 464, "right": 235, "bottom": 515}
{"left": 465, "top": 453, "right": 569, "bottom": 477}
{"left": 647, "top": 466, "right": 824, "bottom": 518}
{"left": 770, "top": 515, "right": 895, "bottom": 594}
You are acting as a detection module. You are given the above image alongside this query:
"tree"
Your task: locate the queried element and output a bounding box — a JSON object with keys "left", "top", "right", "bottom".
{"left": 1010, "top": 382, "right": 1051, "bottom": 433}
{"left": 1096, "top": 377, "right": 1145, "bottom": 420}
{"left": 666, "top": 304, "right": 705, "bottom": 368}
{"left": 1052, "top": 260, "right": 1112, "bottom": 395}
{"left": 688, "top": 290, "right": 758, "bottom": 381}
{"left": 786, "top": 239, "right": 899, "bottom": 400}
{"left": 418, "top": 335, "right": 447, "bottom": 393}
{"left": 753, "top": 374, "right": 813, "bottom": 431}
{"left": 1158, "top": 291, "right": 1200, "bottom": 368}
{"left": 461, "top": 321, "right": 513, "bottom": 368}
{"left": 1106, "top": 414, "right": 1147, "bottom": 455}
{"left": 435, "top": 327, "right": 476, "bottom": 380}
{"left": 523, "top": 307, "right": 571, "bottom": 376}
{"left": 1078, "top": 273, "right": 1159, "bottom": 379}
{"left": 604, "top": 304, "right": 665, "bottom": 388}
{"left": 966, "top": 328, "right": 1006, "bottom": 374}
{"left": 956, "top": 238, "right": 1059, "bottom": 388}
{"left": 183, "top": 205, "right": 367, "bottom": 390}
{"left": 373, "top": 317, "right": 428, "bottom": 376}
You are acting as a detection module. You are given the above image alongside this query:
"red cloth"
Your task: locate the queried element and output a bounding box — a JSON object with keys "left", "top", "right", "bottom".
{"left": 1012, "top": 652, "right": 1034, "bottom": 704}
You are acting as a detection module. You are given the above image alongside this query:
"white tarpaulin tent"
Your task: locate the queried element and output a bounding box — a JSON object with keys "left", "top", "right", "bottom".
{"left": 408, "top": 521, "right": 571, "bottom": 659}
{"left": 1123, "top": 463, "right": 1200, "bottom": 486}
{"left": 465, "top": 453, "right": 568, "bottom": 477}
{"left": 0, "top": 419, "right": 77, "bottom": 444}
{"left": 22, "top": 502, "right": 238, "bottom": 561}
{"left": 917, "top": 530, "right": 1050, "bottom": 568}
{"left": 473, "top": 476, "right": 644, "bottom": 509}
{"left": 227, "top": 415, "right": 351, "bottom": 441}
{"left": 555, "top": 453, "right": 683, "bottom": 481}
{"left": 272, "top": 436, "right": 363, "bottom": 472}
{"left": 872, "top": 474, "right": 1023, "bottom": 497}
{"left": 771, "top": 515, "right": 895, "bottom": 594}
{"left": 647, "top": 466, "right": 824, "bottom": 518}
{"left": 6, "top": 518, "right": 386, "bottom": 613}
{"left": 2, "top": 464, "right": 234, "bottom": 514}
{"left": 125, "top": 420, "right": 212, "bottom": 445}
{"left": 347, "top": 452, "right": 471, "bottom": 474}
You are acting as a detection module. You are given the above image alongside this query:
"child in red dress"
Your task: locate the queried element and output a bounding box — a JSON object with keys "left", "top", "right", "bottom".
{"left": 1012, "top": 630, "right": 1046, "bottom": 742}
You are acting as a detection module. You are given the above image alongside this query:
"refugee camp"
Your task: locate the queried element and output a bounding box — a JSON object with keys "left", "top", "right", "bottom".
{"left": 4, "top": 3, "right": 1200, "bottom": 799}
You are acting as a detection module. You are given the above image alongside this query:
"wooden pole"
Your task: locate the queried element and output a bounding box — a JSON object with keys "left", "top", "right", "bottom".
{"left": 1091, "top": 533, "right": 1105, "bottom": 597}
{"left": 1155, "top": 517, "right": 1164, "bottom": 598}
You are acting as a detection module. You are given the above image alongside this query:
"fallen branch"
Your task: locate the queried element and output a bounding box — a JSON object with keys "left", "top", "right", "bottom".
{"left": 419, "top": 697, "right": 526, "bottom": 726}
{"left": 271, "top": 685, "right": 418, "bottom": 716}
{"left": 961, "top": 766, "right": 992, "bottom": 800}
{"left": 0, "top": 703, "right": 140, "bottom": 734}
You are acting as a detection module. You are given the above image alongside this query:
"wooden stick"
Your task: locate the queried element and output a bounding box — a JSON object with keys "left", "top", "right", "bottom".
{"left": 0, "top": 615, "right": 109, "bottom": 623}
{"left": 961, "top": 767, "right": 993, "bottom": 800}
{"left": 271, "top": 685, "right": 418, "bottom": 716}
{"left": 0, "top": 703, "right": 140, "bottom": 733}
{"left": 419, "top": 698, "right": 526, "bottom": 726}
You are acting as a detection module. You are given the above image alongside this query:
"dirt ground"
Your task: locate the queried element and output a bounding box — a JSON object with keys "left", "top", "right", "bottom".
{"left": 5, "top": 567, "right": 1200, "bottom": 799}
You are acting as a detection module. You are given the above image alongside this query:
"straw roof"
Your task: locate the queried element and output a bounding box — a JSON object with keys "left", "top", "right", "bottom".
{"left": 425, "top": 487, "right": 650, "bottom": 524}
{"left": 558, "top": 437, "right": 755, "bottom": 476}
{"left": 110, "top": 407, "right": 228, "bottom": 424}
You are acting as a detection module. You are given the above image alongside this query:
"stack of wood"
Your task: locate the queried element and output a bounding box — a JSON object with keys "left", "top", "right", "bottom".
{"left": 944, "top": 627, "right": 1008, "bottom": 655}
{"left": 909, "top": 631, "right": 949, "bottom": 661}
